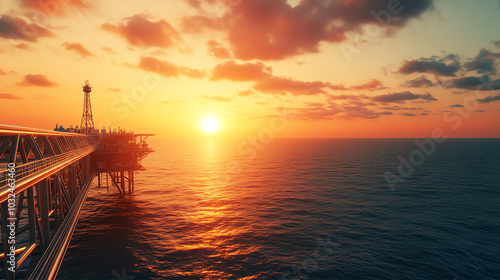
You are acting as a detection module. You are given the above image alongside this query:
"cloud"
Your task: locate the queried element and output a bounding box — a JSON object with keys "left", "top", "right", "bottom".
{"left": 403, "top": 76, "right": 435, "bottom": 87}
{"left": 381, "top": 106, "right": 423, "bottom": 111}
{"left": 0, "top": 68, "right": 5, "bottom": 75}
{"left": 18, "top": 74, "right": 58, "bottom": 87}
{"left": 494, "top": 40, "right": 500, "bottom": 48}
{"left": 0, "top": 93, "right": 22, "bottom": 100}
{"left": 102, "top": 47, "right": 115, "bottom": 55}
{"left": 399, "top": 55, "right": 460, "bottom": 76}
{"left": 20, "top": 0, "right": 92, "bottom": 15}
{"left": 475, "top": 110, "right": 485, "bottom": 112}
{"left": 444, "top": 75, "right": 500, "bottom": 90}
{"left": 351, "top": 79, "right": 386, "bottom": 90}
{"left": 203, "top": 95, "right": 231, "bottom": 102}
{"left": 475, "top": 93, "right": 500, "bottom": 103}
{"left": 179, "top": 15, "right": 226, "bottom": 33}
{"left": 211, "top": 61, "right": 271, "bottom": 81}
{"left": 14, "top": 43, "right": 31, "bottom": 50}
{"left": 207, "top": 40, "right": 231, "bottom": 59}
{"left": 254, "top": 76, "right": 339, "bottom": 95}
{"left": 184, "top": 0, "right": 433, "bottom": 60}
{"left": 341, "top": 102, "right": 393, "bottom": 119}
{"left": 101, "top": 14, "right": 180, "bottom": 48}
{"left": 237, "top": 89, "right": 255, "bottom": 96}
{"left": 449, "top": 104, "right": 464, "bottom": 108}
{"left": 402, "top": 112, "right": 417, "bottom": 116}
{"left": 138, "top": 56, "right": 204, "bottom": 79}
{"left": 328, "top": 94, "right": 366, "bottom": 100}
{"left": 211, "top": 60, "right": 345, "bottom": 95}
{"left": 420, "top": 113, "right": 429, "bottom": 116}
{"left": 108, "top": 87, "right": 121, "bottom": 92}
{"left": 372, "top": 91, "right": 437, "bottom": 103}
{"left": 62, "top": 42, "right": 94, "bottom": 58}
{"left": 289, "top": 100, "right": 393, "bottom": 120}
{"left": 0, "top": 15, "right": 54, "bottom": 41}
{"left": 291, "top": 104, "right": 343, "bottom": 120}
{"left": 464, "top": 48, "right": 500, "bottom": 74}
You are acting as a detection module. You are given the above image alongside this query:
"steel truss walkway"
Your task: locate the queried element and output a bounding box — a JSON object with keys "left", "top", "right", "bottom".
{"left": 0, "top": 125, "right": 96, "bottom": 280}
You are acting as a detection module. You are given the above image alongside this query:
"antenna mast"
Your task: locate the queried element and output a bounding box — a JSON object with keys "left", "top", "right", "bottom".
{"left": 80, "top": 80, "right": 94, "bottom": 134}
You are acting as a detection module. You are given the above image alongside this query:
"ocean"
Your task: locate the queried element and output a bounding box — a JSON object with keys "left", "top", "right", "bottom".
{"left": 58, "top": 138, "right": 500, "bottom": 279}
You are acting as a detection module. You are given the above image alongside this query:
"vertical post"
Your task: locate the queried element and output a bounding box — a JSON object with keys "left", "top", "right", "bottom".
{"left": 27, "top": 188, "right": 36, "bottom": 244}
{"left": 131, "top": 171, "right": 134, "bottom": 191}
{"left": 121, "top": 171, "right": 125, "bottom": 194}
{"left": 39, "top": 180, "right": 50, "bottom": 246}
{"left": 128, "top": 171, "right": 131, "bottom": 194}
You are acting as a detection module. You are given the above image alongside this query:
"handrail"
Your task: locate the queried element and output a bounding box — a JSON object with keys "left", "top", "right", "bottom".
{"left": 0, "top": 124, "right": 87, "bottom": 136}
{"left": 0, "top": 146, "right": 95, "bottom": 188}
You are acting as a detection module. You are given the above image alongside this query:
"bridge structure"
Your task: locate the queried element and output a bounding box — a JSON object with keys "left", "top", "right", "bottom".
{"left": 0, "top": 124, "right": 152, "bottom": 279}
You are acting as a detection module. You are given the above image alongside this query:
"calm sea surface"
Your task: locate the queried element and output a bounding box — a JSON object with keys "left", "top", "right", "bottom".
{"left": 58, "top": 139, "right": 500, "bottom": 279}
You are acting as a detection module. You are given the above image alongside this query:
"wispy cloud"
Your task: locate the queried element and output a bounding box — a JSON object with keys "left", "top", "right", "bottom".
{"left": 17, "top": 74, "right": 58, "bottom": 87}
{"left": 0, "top": 93, "right": 22, "bottom": 100}
{"left": 62, "top": 42, "right": 95, "bottom": 58}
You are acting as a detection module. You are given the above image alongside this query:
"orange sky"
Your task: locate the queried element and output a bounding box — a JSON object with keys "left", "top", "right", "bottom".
{"left": 0, "top": 0, "right": 499, "bottom": 138}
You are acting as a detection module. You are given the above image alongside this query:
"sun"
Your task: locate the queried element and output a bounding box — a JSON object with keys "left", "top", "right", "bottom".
{"left": 200, "top": 115, "right": 221, "bottom": 134}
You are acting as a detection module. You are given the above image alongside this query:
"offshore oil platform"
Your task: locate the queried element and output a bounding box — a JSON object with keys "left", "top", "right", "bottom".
{"left": 0, "top": 81, "right": 153, "bottom": 279}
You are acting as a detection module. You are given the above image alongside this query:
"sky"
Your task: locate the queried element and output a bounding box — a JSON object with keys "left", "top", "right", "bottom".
{"left": 1, "top": 0, "right": 500, "bottom": 138}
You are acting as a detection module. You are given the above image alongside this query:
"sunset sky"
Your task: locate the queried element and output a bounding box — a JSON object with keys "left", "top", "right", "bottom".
{"left": 1, "top": 0, "right": 499, "bottom": 138}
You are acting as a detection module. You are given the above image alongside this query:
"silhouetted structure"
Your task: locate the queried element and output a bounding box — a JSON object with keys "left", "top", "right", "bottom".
{"left": 80, "top": 81, "right": 94, "bottom": 134}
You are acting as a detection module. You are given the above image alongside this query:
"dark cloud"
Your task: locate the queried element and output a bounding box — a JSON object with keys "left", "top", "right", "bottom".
{"left": 183, "top": 0, "right": 434, "bottom": 60}
{"left": 475, "top": 93, "right": 500, "bottom": 103}
{"left": 475, "top": 110, "right": 485, "bottom": 112}
{"left": 101, "top": 15, "right": 180, "bottom": 48}
{"left": 328, "top": 94, "right": 366, "bottom": 100}
{"left": 449, "top": 104, "right": 464, "bottom": 108}
{"left": 403, "top": 76, "right": 434, "bottom": 87}
{"left": 464, "top": 48, "right": 500, "bottom": 74}
{"left": 402, "top": 112, "right": 417, "bottom": 116}
{"left": 420, "top": 113, "right": 429, "bottom": 116}
{"left": 0, "top": 15, "right": 54, "bottom": 41}
{"left": 372, "top": 91, "right": 437, "bottom": 103}
{"left": 381, "top": 106, "right": 423, "bottom": 111}
{"left": 62, "top": 42, "right": 95, "bottom": 58}
{"left": 341, "top": 102, "right": 393, "bottom": 119}
{"left": 351, "top": 79, "right": 386, "bottom": 90}
{"left": 399, "top": 55, "right": 460, "bottom": 76}
{"left": 18, "top": 74, "right": 58, "bottom": 87}
{"left": 0, "top": 93, "right": 22, "bottom": 100}
{"left": 207, "top": 40, "right": 231, "bottom": 59}
{"left": 494, "top": 40, "right": 500, "bottom": 48}
{"left": 291, "top": 104, "right": 343, "bottom": 120}
{"left": 444, "top": 75, "right": 500, "bottom": 90}
{"left": 138, "top": 56, "right": 204, "bottom": 78}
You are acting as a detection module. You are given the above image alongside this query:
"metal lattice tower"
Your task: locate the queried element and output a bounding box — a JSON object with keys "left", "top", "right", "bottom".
{"left": 80, "top": 80, "right": 94, "bottom": 134}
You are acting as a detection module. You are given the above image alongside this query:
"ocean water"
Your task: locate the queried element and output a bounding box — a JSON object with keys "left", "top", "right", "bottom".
{"left": 58, "top": 139, "right": 500, "bottom": 280}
